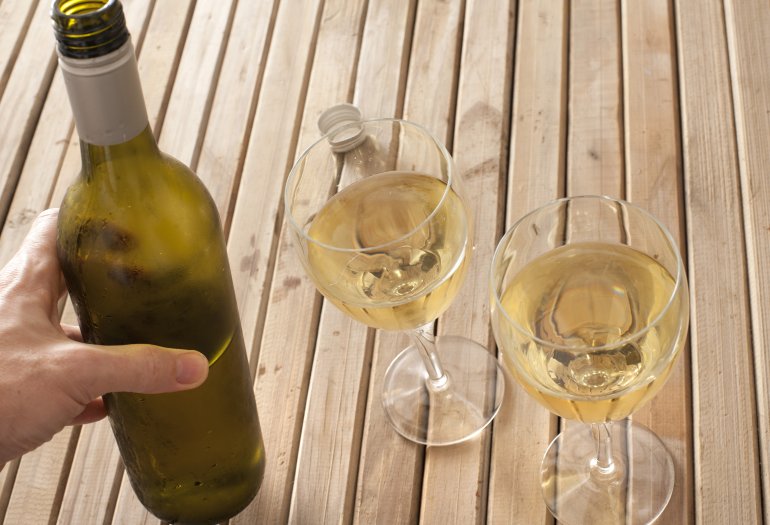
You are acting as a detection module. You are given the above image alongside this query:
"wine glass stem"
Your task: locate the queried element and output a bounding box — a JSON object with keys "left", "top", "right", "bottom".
{"left": 590, "top": 422, "right": 619, "bottom": 481}
{"left": 410, "top": 323, "right": 449, "bottom": 391}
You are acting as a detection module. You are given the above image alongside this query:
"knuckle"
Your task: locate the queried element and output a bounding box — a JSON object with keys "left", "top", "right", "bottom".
{"left": 134, "top": 345, "right": 176, "bottom": 393}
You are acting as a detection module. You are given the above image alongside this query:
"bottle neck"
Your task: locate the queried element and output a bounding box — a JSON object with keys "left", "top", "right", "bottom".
{"left": 80, "top": 124, "right": 160, "bottom": 175}
{"left": 59, "top": 38, "right": 151, "bottom": 147}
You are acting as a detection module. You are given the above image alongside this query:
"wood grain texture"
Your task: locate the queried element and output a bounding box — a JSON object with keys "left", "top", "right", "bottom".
{"left": 0, "top": 0, "right": 57, "bottom": 225}
{"left": 55, "top": 422, "right": 122, "bottom": 525}
{"left": 288, "top": 311, "right": 371, "bottom": 525}
{"left": 291, "top": 0, "right": 414, "bottom": 523}
{"left": 223, "top": 0, "right": 323, "bottom": 375}
{"left": 0, "top": 459, "right": 20, "bottom": 522}
{"left": 266, "top": 1, "right": 368, "bottom": 523}
{"left": 488, "top": 2, "right": 567, "bottom": 523}
{"left": 622, "top": 1, "right": 692, "bottom": 523}
{"left": 403, "top": 1, "right": 470, "bottom": 519}
{"left": 2, "top": 432, "right": 72, "bottom": 525}
{"left": 567, "top": 0, "right": 623, "bottom": 198}
{"left": 506, "top": 0, "right": 568, "bottom": 214}
{"left": 418, "top": 0, "right": 510, "bottom": 522}
{"left": 354, "top": 333, "right": 423, "bottom": 525}
{"left": 0, "top": 0, "right": 37, "bottom": 102}
{"left": 157, "top": 0, "right": 236, "bottom": 167}
{"left": 194, "top": 0, "right": 278, "bottom": 221}
{"left": 111, "top": 471, "right": 157, "bottom": 525}
{"left": 330, "top": 2, "right": 428, "bottom": 524}
{"left": 722, "top": 0, "right": 770, "bottom": 522}
{"left": 675, "top": 0, "right": 762, "bottom": 522}
{"left": 350, "top": 0, "right": 415, "bottom": 119}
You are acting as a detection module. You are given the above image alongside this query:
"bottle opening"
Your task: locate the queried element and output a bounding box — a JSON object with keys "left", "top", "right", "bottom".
{"left": 51, "top": 0, "right": 129, "bottom": 58}
{"left": 57, "top": 0, "right": 110, "bottom": 15}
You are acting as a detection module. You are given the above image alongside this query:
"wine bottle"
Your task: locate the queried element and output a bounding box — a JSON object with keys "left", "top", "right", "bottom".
{"left": 51, "top": 1, "right": 265, "bottom": 522}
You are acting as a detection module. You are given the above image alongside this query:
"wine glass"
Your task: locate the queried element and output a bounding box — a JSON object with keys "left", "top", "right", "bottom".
{"left": 490, "top": 196, "right": 689, "bottom": 524}
{"left": 285, "top": 108, "right": 504, "bottom": 446}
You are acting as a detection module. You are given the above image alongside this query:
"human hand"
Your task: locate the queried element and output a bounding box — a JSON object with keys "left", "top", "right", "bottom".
{"left": 0, "top": 209, "right": 209, "bottom": 469}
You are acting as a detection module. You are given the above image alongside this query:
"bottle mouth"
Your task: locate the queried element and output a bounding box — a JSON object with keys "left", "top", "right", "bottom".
{"left": 51, "top": 0, "right": 129, "bottom": 58}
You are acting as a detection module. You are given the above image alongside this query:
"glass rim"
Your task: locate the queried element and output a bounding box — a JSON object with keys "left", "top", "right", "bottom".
{"left": 283, "top": 117, "right": 456, "bottom": 254}
{"left": 490, "top": 194, "right": 687, "bottom": 353}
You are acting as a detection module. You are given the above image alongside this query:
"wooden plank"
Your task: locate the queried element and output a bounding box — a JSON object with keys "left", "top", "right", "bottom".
{"left": 350, "top": 0, "right": 415, "bottom": 119}
{"left": 622, "top": 1, "right": 693, "bottom": 523}
{"left": 354, "top": 333, "right": 422, "bottom": 525}
{"left": 349, "top": 0, "right": 421, "bottom": 520}
{"left": 274, "top": 1, "right": 368, "bottom": 523}
{"left": 0, "top": 0, "right": 57, "bottom": 227}
{"left": 0, "top": 0, "right": 36, "bottom": 101}
{"left": 55, "top": 422, "right": 122, "bottom": 525}
{"left": 290, "top": 0, "right": 459, "bottom": 518}
{"left": 288, "top": 311, "right": 372, "bottom": 525}
{"left": 487, "top": 1, "right": 568, "bottom": 523}
{"left": 401, "top": 0, "right": 463, "bottom": 145}
{"left": 722, "top": 0, "right": 770, "bottom": 522}
{"left": 407, "top": 0, "right": 500, "bottom": 522}
{"left": 2, "top": 432, "right": 73, "bottom": 524}
{"left": 0, "top": 0, "right": 41, "bottom": 452}
{"left": 111, "top": 472, "right": 157, "bottom": 525}
{"left": 157, "top": 0, "right": 236, "bottom": 168}
{"left": 0, "top": 459, "right": 20, "bottom": 521}
{"left": 194, "top": 0, "right": 278, "bottom": 219}
{"left": 46, "top": 2, "right": 196, "bottom": 523}
{"left": 194, "top": 2, "right": 321, "bottom": 523}
{"left": 326, "top": 2, "right": 444, "bottom": 524}
{"left": 290, "top": 0, "right": 452, "bottom": 520}
{"left": 505, "top": 0, "right": 568, "bottom": 213}
{"left": 223, "top": 0, "right": 323, "bottom": 376}
{"left": 0, "top": 68, "right": 72, "bottom": 267}
{"left": 674, "top": 0, "right": 762, "bottom": 522}
{"left": 567, "top": 0, "right": 623, "bottom": 198}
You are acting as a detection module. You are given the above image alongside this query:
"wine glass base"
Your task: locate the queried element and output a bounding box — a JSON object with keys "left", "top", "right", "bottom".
{"left": 381, "top": 335, "right": 504, "bottom": 446}
{"left": 541, "top": 419, "right": 674, "bottom": 525}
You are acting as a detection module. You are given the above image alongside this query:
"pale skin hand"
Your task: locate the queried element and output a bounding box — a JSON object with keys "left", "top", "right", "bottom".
{"left": 0, "top": 209, "right": 209, "bottom": 470}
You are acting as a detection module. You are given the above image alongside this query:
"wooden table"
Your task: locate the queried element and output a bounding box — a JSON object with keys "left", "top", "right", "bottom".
{"left": 0, "top": 0, "right": 768, "bottom": 523}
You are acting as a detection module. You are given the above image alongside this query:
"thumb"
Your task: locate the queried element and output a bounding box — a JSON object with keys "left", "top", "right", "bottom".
{"left": 75, "top": 344, "right": 209, "bottom": 397}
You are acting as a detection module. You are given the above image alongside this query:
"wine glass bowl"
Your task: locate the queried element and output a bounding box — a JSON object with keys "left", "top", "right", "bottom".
{"left": 286, "top": 116, "right": 504, "bottom": 446}
{"left": 490, "top": 196, "right": 689, "bottom": 524}
{"left": 286, "top": 119, "right": 469, "bottom": 331}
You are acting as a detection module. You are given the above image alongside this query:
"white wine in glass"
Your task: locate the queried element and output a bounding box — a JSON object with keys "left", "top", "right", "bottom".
{"left": 491, "top": 196, "right": 689, "bottom": 524}
{"left": 286, "top": 110, "right": 504, "bottom": 445}
{"left": 306, "top": 171, "right": 469, "bottom": 330}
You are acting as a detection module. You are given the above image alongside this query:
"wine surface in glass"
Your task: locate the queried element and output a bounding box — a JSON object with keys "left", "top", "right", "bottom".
{"left": 306, "top": 171, "right": 468, "bottom": 331}
{"left": 497, "top": 242, "right": 682, "bottom": 423}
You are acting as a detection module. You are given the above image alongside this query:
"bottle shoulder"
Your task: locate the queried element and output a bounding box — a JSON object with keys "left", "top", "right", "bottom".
{"left": 59, "top": 151, "right": 224, "bottom": 250}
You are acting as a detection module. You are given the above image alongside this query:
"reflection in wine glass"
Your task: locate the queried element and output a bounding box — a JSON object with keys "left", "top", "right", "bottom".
{"left": 490, "top": 196, "right": 689, "bottom": 524}
{"left": 285, "top": 111, "right": 504, "bottom": 446}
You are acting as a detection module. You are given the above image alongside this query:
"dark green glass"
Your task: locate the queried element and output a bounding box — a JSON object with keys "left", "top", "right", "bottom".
{"left": 52, "top": 1, "right": 265, "bottom": 523}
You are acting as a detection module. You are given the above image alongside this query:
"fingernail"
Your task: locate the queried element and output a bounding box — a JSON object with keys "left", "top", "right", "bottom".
{"left": 176, "top": 352, "right": 209, "bottom": 385}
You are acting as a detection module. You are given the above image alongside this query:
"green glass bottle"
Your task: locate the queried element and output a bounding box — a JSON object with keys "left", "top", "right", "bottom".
{"left": 51, "top": 1, "right": 265, "bottom": 522}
